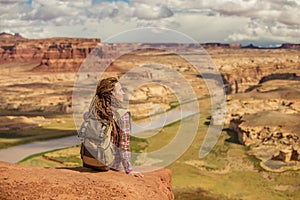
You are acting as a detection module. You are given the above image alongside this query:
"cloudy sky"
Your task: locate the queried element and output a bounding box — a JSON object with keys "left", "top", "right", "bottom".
{"left": 0, "top": 0, "right": 299, "bottom": 46}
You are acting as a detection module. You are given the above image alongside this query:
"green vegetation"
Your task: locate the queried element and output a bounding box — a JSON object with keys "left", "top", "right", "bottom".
{"left": 0, "top": 114, "right": 76, "bottom": 149}
{"left": 173, "top": 187, "right": 222, "bottom": 200}
{"left": 13, "top": 99, "right": 300, "bottom": 200}
{"left": 19, "top": 146, "right": 82, "bottom": 168}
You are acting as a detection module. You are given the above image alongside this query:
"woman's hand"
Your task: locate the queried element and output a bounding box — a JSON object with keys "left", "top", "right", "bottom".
{"left": 129, "top": 171, "right": 144, "bottom": 178}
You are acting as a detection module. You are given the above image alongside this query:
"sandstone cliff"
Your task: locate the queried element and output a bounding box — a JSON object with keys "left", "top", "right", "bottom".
{"left": 0, "top": 162, "right": 174, "bottom": 200}
{"left": 0, "top": 33, "right": 99, "bottom": 72}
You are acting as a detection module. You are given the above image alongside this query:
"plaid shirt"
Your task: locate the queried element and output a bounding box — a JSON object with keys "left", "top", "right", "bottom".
{"left": 111, "top": 111, "right": 133, "bottom": 173}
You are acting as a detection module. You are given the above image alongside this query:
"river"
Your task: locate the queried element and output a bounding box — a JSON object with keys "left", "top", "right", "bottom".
{"left": 0, "top": 102, "right": 199, "bottom": 163}
{"left": 0, "top": 135, "right": 80, "bottom": 163}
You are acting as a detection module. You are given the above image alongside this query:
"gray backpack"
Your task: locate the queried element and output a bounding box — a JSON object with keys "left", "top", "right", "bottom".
{"left": 78, "top": 101, "right": 115, "bottom": 170}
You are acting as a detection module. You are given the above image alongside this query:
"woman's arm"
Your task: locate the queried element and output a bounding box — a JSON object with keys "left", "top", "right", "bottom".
{"left": 118, "top": 112, "right": 133, "bottom": 174}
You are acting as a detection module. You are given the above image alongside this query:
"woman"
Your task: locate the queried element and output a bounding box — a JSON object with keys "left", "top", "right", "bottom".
{"left": 81, "top": 77, "right": 143, "bottom": 177}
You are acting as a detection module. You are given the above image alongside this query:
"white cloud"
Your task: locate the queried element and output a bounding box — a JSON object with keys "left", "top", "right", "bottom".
{"left": 227, "top": 19, "right": 300, "bottom": 44}
{"left": 132, "top": 3, "right": 173, "bottom": 20}
{"left": 0, "top": 0, "right": 299, "bottom": 45}
{"left": 0, "top": 0, "right": 27, "bottom": 3}
{"left": 33, "top": 6, "right": 69, "bottom": 21}
{"left": 172, "top": 12, "right": 250, "bottom": 43}
{"left": 278, "top": 8, "right": 300, "bottom": 26}
{"left": 128, "top": 0, "right": 300, "bottom": 44}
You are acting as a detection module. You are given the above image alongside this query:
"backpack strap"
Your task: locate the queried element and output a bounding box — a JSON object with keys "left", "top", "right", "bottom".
{"left": 106, "top": 122, "right": 113, "bottom": 138}
{"left": 83, "top": 96, "right": 96, "bottom": 119}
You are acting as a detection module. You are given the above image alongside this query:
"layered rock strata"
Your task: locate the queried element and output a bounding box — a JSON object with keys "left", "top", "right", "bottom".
{"left": 0, "top": 33, "right": 99, "bottom": 72}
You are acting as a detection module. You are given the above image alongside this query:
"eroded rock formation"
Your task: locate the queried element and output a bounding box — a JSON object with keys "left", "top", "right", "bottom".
{"left": 227, "top": 79, "right": 300, "bottom": 171}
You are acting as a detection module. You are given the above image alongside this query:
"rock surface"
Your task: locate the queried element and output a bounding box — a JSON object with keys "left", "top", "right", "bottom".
{"left": 0, "top": 161, "right": 174, "bottom": 200}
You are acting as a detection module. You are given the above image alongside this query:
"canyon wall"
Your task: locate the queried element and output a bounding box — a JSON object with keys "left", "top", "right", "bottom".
{"left": 0, "top": 33, "right": 99, "bottom": 72}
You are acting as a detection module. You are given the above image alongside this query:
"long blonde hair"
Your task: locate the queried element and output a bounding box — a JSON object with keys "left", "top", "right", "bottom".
{"left": 93, "top": 77, "right": 122, "bottom": 145}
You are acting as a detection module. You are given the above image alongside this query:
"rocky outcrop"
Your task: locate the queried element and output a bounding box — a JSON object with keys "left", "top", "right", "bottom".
{"left": 33, "top": 39, "right": 99, "bottom": 72}
{"left": 0, "top": 72, "right": 76, "bottom": 115}
{"left": 280, "top": 43, "right": 300, "bottom": 49}
{"left": 211, "top": 48, "right": 300, "bottom": 93}
{"left": 227, "top": 79, "right": 300, "bottom": 171}
{"left": 0, "top": 32, "right": 23, "bottom": 39}
{"left": 0, "top": 161, "right": 174, "bottom": 200}
{"left": 202, "top": 43, "right": 241, "bottom": 48}
{"left": 230, "top": 112, "right": 300, "bottom": 158}
{"left": 258, "top": 73, "right": 299, "bottom": 84}
{"left": 129, "top": 83, "right": 176, "bottom": 118}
